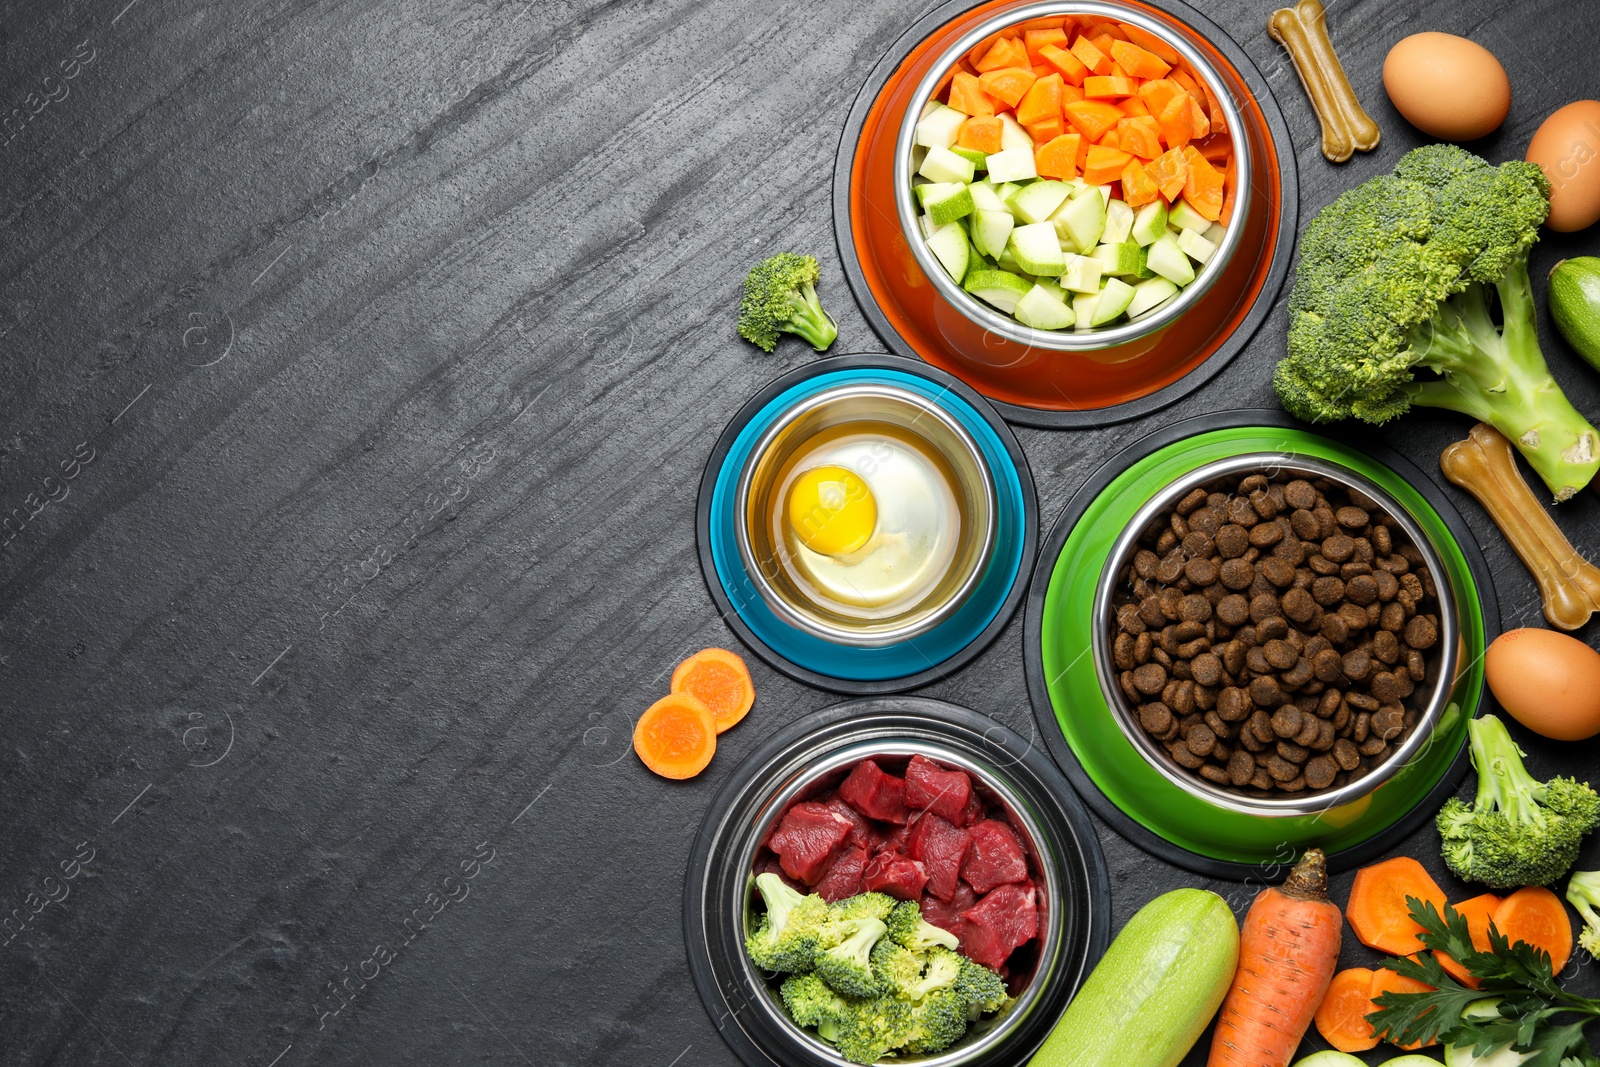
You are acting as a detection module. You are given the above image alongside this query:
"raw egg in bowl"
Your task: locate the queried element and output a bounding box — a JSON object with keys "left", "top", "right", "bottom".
{"left": 737, "top": 382, "right": 996, "bottom": 647}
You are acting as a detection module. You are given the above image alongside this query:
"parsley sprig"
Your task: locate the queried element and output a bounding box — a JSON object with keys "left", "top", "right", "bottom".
{"left": 1365, "top": 897, "right": 1600, "bottom": 1067}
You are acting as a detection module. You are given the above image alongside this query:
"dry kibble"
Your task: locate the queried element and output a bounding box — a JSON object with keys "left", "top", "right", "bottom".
{"left": 1114, "top": 468, "right": 1441, "bottom": 797}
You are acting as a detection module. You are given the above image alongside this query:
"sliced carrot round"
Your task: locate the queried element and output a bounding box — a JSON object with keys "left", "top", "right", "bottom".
{"left": 1345, "top": 856, "right": 1447, "bottom": 956}
{"left": 633, "top": 693, "right": 716, "bottom": 779}
{"left": 671, "top": 648, "right": 755, "bottom": 734}
{"left": 1314, "top": 967, "right": 1380, "bottom": 1052}
{"left": 1491, "top": 886, "right": 1573, "bottom": 974}
{"left": 1369, "top": 963, "right": 1438, "bottom": 1049}
{"left": 1435, "top": 893, "right": 1501, "bottom": 988}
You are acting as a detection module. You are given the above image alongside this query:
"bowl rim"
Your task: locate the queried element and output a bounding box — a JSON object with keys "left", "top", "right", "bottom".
{"left": 892, "top": 0, "right": 1253, "bottom": 351}
{"left": 1090, "top": 451, "right": 1462, "bottom": 817}
{"left": 736, "top": 740, "right": 1058, "bottom": 1066}
{"left": 733, "top": 380, "right": 999, "bottom": 647}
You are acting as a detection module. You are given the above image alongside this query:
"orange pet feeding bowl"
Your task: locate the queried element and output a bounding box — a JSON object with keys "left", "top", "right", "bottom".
{"left": 833, "top": 0, "right": 1298, "bottom": 428}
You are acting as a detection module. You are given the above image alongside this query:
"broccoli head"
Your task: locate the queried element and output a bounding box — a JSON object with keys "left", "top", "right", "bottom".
{"left": 813, "top": 917, "right": 888, "bottom": 999}
{"left": 832, "top": 994, "right": 916, "bottom": 1064}
{"left": 901, "top": 987, "right": 973, "bottom": 1055}
{"left": 780, "top": 972, "right": 851, "bottom": 1031}
{"left": 737, "top": 253, "right": 838, "bottom": 354}
{"left": 1565, "top": 869, "right": 1600, "bottom": 959}
{"left": 868, "top": 937, "right": 924, "bottom": 998}
{"left": 1436, "top": 715, "right": 1600, "bottom": 888}
{"left": 745, "top": 873, "right": 829, "bottom": 973}
{"left": 886, "top": 899, "right": 960, "bottom": 953}
{"left": 830, "top": 891, "right": 897, "bottom": 924}
{"left": 1275, "top": 144, "right": 1600, "bottom": 501}
{"left": 953, "top": 954, "right": 1009, "bottom": 1016}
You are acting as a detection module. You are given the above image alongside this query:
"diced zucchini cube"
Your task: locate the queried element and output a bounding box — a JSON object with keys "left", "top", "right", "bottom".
{"left": 1008, "top": 180, "right": 1073, "bottom": 224}
{"left": 920, "top": 145, "right": 976, "bottom": 184}
{"left": 915, "top": 104, "right": 967, "bottom": 149}
{"left": 986, "top": 147, "right": 1038, "bottom": 183}
{"left": 1013, "top": 284, "right": 1076, "bottom": 330}
{"left": 1059, "top": 253, "right": 1103, "bottom": 294}
{"left": 1091, "top": 277, "right": 1136, "bottom": 325}
{"left": 963, "top": 269, "right": 1034, "bottom": 313}
{"left": 1102, "top": 199, "right": 1134, "bottom": 245}
{"left": 1072, "top": 292, "right": 1098, "bottom": 331}
{"left": 918, "top": 182, "right": 975, "bottom": 226}
{"left": 997, "top": 113, "right": 1035, "bottom": 152}
{"left": 1202, "top": 221, "right": 1227, "bottom": 245}
{"left": 1050, "top": 192, "right": 1106, "bottom": 254}
{"left": 950, "top": 146, "right": 987, "bottom": 169}
{"left": 1008, "top": 221, "right": 1065, "bottom": 276}
{"left": 918, "top": 213, "right": 937, "bottom": 241}
{"left": 1131, "top": 200, "right": 1168, "bottom": 246}
{"left": 1146, "top": 233, "right": 1196, "bottom": 286}
{"left": 968, "top": 181, "right": 1005, "bottom": 213}
{"left": 1091, "top": 241, "right": 1144, "bottom": 277}
{"left": 926, "top": 222, "right": 971, "bottom": 284}
{"left": 972, "top": 208, "right": 1015, "bottom": 260}
{"left": 1176, "top": 227, "right": 1218, "bottom": 265}
{"left": 1168, "top": 198, "right": 1211, "bottom": 233}
{"left": 1126, "top": 276, "right": 1180, "bottom": 318}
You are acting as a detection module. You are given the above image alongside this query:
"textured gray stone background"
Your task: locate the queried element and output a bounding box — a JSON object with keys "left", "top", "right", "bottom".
{"left": 1, "top": 0, "right": 1598, "bottom": 1064}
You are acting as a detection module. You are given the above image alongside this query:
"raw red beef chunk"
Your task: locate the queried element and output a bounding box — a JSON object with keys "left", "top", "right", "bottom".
{"left": 907, "top": 813, "right": 971, "bottom": 902}
{"left": 753, "top": 852, "right": 804, "bottom": 894}
{"left": 962, "top": 819, "right": 1030, "bottom": 893}
{"left": 879, "top": 820, "right": 912, "bottom": 855}
{"left": 905, "top": 755, "right": 973, "bottom": 822}
{"left": 957, "top": 788, "right": 988, "bottom": 828}
{"left": 960, "top": 881, "right": 1038, "bottom": 970}
{"left": 818, "top": 793, "right": 875, "bottom": 849}
{"left": 768, "top": 801, "right": 851, "bottom": 885}
{"left": 813, "top": 845, "right": 867, "bottom": 903}
{"left": 920, "top": 881, "right": 977, "bottom": 941}
{"left": 862, "top": 851, "right": 927, "bottom": 900}
{"left": 837, "top": 759, "right": 911, "bottom": 824}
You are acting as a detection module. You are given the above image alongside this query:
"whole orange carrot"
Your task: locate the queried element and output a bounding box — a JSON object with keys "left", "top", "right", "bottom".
{"left": 1207, "top": 849, "right": 1342, "bottom": 1067}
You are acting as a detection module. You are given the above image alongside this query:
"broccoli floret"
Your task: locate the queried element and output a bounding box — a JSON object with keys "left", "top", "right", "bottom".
{"left": 780, "top": 972, "right": 851, "bottom": 1031}
{"left": 902, "top": 987, "right": 973, "bottom": 1054}
{"left": 745, "top": 873, "right": 829, "bottom": 973}
{"left": 830, "top": 891, "right": 897, "bottom": 924}
{"left": 952, "top": 954, "right": 1009, "bottom": 1016}
{"left": 737, "top": 253, "right": 838, "bottom": 354}
{"left": 1436, "top": 715, "right": 1600, "bottom": 888}
{"left": 814, "top": 917, "right": 888, "bottom": 998}
{"left": 832, "top": 995, "right": 916, "bottom": 1065}
{"left": 1566, "top": 870, "right": 1600, "bottom": 959}
{"left": 1274, "top": 144, "right": 1600, "bottom": 501}
{"left": 886, "top": 899, "right": 960, "bottom": 952}
{"left": 869, "top": 937, "right": 925, "bottom": 998}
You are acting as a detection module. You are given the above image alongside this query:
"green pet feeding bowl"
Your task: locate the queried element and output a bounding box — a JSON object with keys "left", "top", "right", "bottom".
{"left": 1024, "top": 412, "right": 1496, "bottom": 877}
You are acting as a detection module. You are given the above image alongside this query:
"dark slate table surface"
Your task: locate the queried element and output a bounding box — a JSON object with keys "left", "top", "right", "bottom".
{"left": 3, "top": 0, "right": 1599, "bottom": 1064}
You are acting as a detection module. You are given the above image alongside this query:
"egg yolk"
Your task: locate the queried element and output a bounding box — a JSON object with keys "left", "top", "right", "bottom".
{"left": 786, "top": 465, "right": 876, "bottom": 557}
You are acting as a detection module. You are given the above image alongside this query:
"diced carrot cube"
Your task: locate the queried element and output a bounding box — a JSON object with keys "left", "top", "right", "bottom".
{"left": 1085, "top": 19, "right": 1130, "bottom": 42}
{"left": 975, "top": 36, "right": 1029, "bottom": 72}
{"left": 1022, "top": 83, "right": 1056, "bottom": 116}
{"left": 1188, "top": 92, "right": 1211, "bottom": 140}
{"left": 1120, "top": 115, "right": 1162, "bottom": 159}
{"left": 1108, "top": 62, "right": 1129, "bottom": 79}
{"left": 1138, "top": 78, "right": 1182, "bottom": 114}
{"left": 1195, "top": 133, "right": 1231, "bottom": 163}
{"left": 1146, "top": 147, "right": 1188, "bottom": 201}
{"left": 1024, "top": 114, "right": 1065, "bottom": 144}
{"left": 1098, "top": 129, "right": 1121, "bottom": 149}
{"left": 1034, "top": 133, "right": 1083, "bottom": 179}
{"left": 1083, "top": 144, "right": 1133, "bottom": 185}
{"left": 1158, "top": 92, "right": 1194, "bottom": 149}
{"left": 1070, "top": 36, "right": 1113, "bottom": 76}
{"left": 948, "top": 71, "right": 996, "bottom": 117}
{"left": 1024, "top": 27, "right": 1069, "bottom": 62}
{"left": 1017, "top": 16, "right": 1066, "bottom": 31}
{"left": 978, "top": 67, "right": 1037, "bottom": 109}
{"left": 1031, "top": 63, "right": 1054, "bottom": 79}
{"left": 958, "top": 115, "right": 1004, "bottom": 154}
{"left": 1089, "top": 32, "right": 1116, "bottom": 55}
{"left": 1121, "top": 24, "right": 1182, "bottom": 65}
{"left": 1037, "top": 43, "right": 1089, "bottom": 86}
{"left": 1118, "top": 96, "right": 1152, "bottom": 118}
{"left": 1110, "top": 38, "right": 1172, "bottom": 79}
{"left": 1181, "top": 146, "right": 1225, "bottom": 220}
{"left": 1061, "top": 82, "right": 1085, "bottom": 105}
{"left": 1121, "top": 158, "right": 1160, "bottom": 207}
{"left": 1063, "top": 99, "right": 1124, "bottom": 141}
{"left": 1084, "top": 75, "right": 1137, "bottom": 99}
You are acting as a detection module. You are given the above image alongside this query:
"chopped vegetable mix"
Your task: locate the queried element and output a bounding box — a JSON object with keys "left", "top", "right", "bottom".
{"left": 911, "top": 14, "right": 1235, "bottom": 332}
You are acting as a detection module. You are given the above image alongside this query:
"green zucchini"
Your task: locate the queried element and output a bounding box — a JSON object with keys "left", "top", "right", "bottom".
{"left": 1028, "top": 888, "right": 1239, "bottom": 1067}
{"left": 1291, "top": 1054, "right": 1367, "bottom": 1067}
{"left": 1548, "top": 257, "right": 1600, "bottom": 373}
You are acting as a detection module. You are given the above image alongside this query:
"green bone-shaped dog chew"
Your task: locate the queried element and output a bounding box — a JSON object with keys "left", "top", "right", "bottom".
{"left": 1027, "top": 888, "right": 1240, "bottom": 1067}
